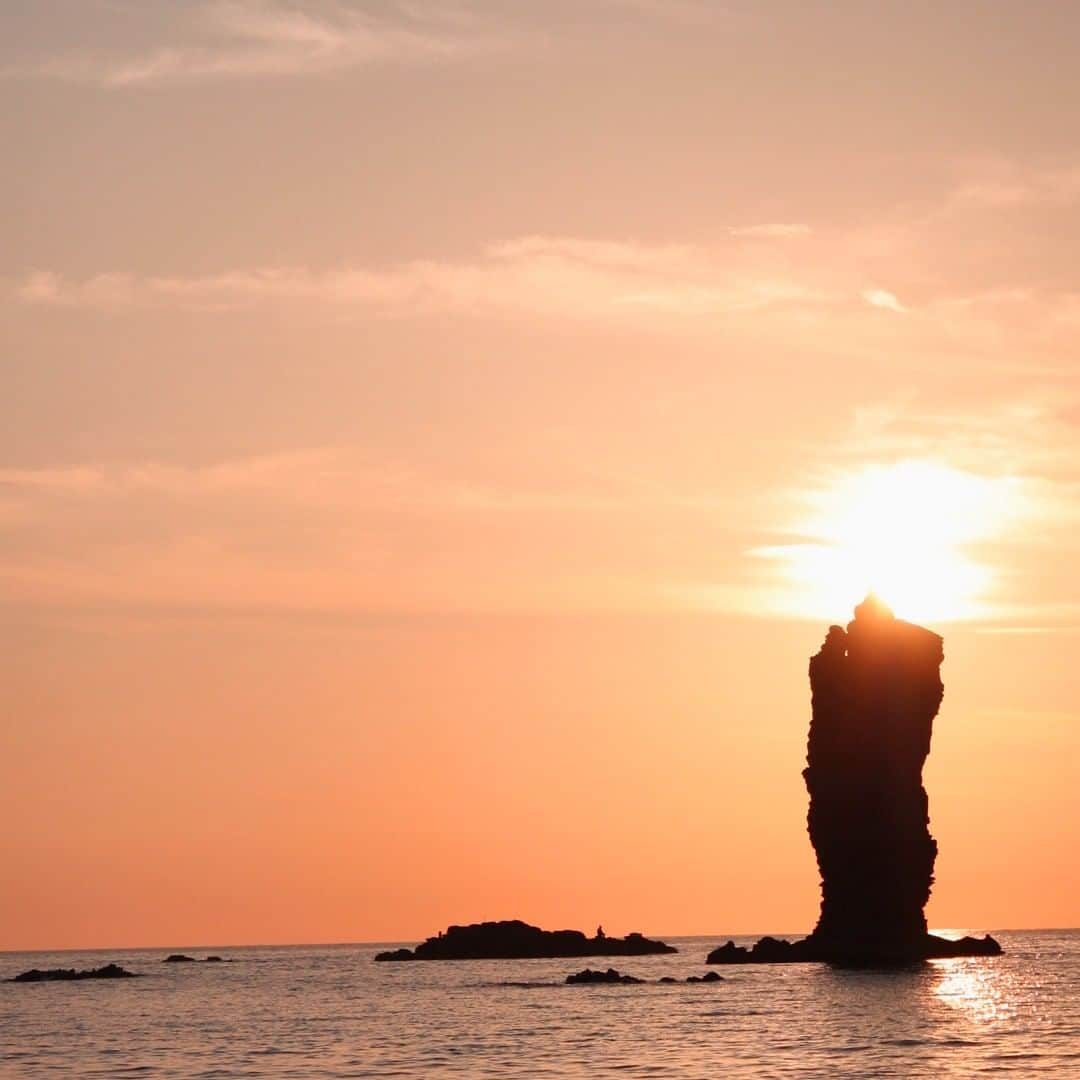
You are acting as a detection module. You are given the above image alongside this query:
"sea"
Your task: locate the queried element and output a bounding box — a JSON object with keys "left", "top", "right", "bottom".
{"left": 2, "top": 930, "right": 1079, "bottom": 1077}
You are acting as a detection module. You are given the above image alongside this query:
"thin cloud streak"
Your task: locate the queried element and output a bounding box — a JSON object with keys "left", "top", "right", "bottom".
{"left": 728, "top": 223, "right": 812, "bottom": 239}
{"left": 948, "top": 160, "right": 1080, "bottom": 210}
{"left": 0, "top": 444, "right": 744, "bottom": 617}
{"left": 10, "top": 238, "right": 840, "bottom": 320}
{"left": 13, "top": 1, "right": 504, "bottom": 87}
{"left": 19, "top": 231, "right": 1080, "bottom": 358}
{"left": 7, "top": 0, "right": 737, "bottom": 87}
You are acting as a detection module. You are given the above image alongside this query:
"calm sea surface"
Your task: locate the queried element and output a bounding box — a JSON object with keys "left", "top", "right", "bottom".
{"left": 2, "top": 930, "right": 1079, "bottom": 1077}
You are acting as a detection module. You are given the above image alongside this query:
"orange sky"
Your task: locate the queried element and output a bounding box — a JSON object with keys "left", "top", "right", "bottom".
{"left": 3, "top": 0, "right": 1080, "bottom": 951}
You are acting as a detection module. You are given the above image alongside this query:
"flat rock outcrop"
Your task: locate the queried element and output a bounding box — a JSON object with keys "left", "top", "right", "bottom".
{"left": 708, "top": 596, "right": 1003, "bottom": 967}
{"left": 10, "top": 963, "right": 136, "bottom": 983}
{"left": 375, "top": 919, "right": 676, "bottom": 961}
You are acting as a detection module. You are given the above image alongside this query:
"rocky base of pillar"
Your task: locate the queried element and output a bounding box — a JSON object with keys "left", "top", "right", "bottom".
{"left": 705, "top": 932, "right": 1002, "bottom": 967}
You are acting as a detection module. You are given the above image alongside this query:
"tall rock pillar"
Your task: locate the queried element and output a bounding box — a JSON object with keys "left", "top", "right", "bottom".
{"left": 804, "top": 594, "right": 942, "bottom": 964}
{"left": 706, "top": 593, "right": 1001, "bottom": 966}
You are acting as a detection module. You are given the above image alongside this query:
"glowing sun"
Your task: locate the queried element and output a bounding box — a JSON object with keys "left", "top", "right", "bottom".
{"left": 759, "top": 460, "right": 1022, "bottom": 624}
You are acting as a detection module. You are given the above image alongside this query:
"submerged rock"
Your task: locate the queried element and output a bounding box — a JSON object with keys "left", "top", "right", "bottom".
{"left": 566, "top": 967, "right": 643, "bottom": 984}
{"left": 708, "top": 598, "right": 1004, "bottom": 968}
{"left": 10, "top": 963, "right": 136, "bottom": 983}
{"left": 375, "top": 920, "right": 676, "bottom": 961}
{"left": 164, "top": 954, "right": 196, "bottom": 963}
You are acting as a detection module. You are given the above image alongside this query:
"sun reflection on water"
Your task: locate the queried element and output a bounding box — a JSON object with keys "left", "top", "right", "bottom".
{"left": 932, "top": 957, "right": 1016, "bottom": 1025}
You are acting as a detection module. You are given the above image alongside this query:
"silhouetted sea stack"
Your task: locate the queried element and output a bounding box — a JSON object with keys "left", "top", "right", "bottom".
{"left": 708, "top": 596, "right": 1001, "bottom": 967}
{"left": 374, "top": 920, "right": 676, "bottom": 961}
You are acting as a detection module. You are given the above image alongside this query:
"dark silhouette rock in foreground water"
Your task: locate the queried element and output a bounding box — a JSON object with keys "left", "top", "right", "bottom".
{"left": 164, "top": 954, "right": 197, "bottom": 963}
{"left": 374, "top": 920, "right": 676, "bottom": 961}
{"left": 10, "top": 963, "right": 136, "bottom": 983}
{"left": 566, "top": 967, "right": 643, "bottom": 984}
{"left": 567, "top": 969, "right": 723, "bottom": 985}
{"left": 923, "top": 934, "right": 1002, "bottom": 959}
{"left": 708, "top": 597, "right": 1003, "bottom": 968}
{"left": 375, "top": 948, "right": 415, "bottom": 962}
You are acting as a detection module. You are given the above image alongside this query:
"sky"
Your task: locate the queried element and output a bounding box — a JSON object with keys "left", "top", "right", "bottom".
{"left": 3, "top": 0, "right": 1080, "bottom": 951}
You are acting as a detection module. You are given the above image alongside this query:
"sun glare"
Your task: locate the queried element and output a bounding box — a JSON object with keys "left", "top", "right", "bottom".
{"left": 760, "top": 461, "right": 1022, "bottom": 625}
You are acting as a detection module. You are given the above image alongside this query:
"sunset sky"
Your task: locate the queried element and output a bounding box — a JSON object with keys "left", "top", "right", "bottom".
{"left": 4, "top": 0, "right": 1080, "bottom": 951}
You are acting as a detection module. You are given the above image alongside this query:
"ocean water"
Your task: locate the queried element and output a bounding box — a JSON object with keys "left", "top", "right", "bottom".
{"left": 2, "top": 930, "right": 1079, "bottom": 1077}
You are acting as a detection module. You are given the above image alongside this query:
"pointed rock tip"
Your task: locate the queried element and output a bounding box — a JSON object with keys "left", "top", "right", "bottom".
{"left": 853, "top": 592, "right": 894, "bottom": 623}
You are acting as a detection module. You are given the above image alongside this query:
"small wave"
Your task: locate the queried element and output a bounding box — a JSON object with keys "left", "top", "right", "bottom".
{"left": 482, "top": 980, "right": 562, "bottom": 988}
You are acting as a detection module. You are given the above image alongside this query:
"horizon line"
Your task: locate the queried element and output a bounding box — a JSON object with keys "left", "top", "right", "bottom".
{"left": 1, "top": 925, "right": 1061, "bottom": 956}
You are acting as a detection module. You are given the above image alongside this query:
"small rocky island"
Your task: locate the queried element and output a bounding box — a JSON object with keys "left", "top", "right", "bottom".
{"left": 375, "top": 919, "right": 676, "bottom": 961}
{"left": 9, "top": 963, "right": 136, "bottom": 983}
{"left": 708, "top": 596, "right": 1001, "bottom": 967}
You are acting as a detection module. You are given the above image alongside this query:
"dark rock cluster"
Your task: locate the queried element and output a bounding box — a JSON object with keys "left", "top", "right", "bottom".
{"left": 707, "top": 937, "right": 817, "bottom": 964}
{"left": 375, "top": 948, "right": 415, "bottom": 962}
{"left": 708, "top": 597, "right": 1003, "bottom": 967}
{"left": 705, "top": 933, "right": 1000, "bottom": 965}
{"left": 375, "top": 920, "right": 676, "bottom": 961}
{"left": 566, "top": 967, "right": 643, "bottom": 984}
{"left": 10, "top": 963, "right": 136, "bottom": 983}
{"left": 163, "top": 954, "right": 225, "bottom": 963}
{"left": 567, "top": 968, "right": 723, "bottom": 985}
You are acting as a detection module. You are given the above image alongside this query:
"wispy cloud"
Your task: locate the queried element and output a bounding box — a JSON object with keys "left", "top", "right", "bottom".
{"left": 9, "top": 0, "right": 736, "bottom": 87}
{"left": 15, "top": 1, "right": 503, "bottom": 87}
{"left": 596, "top": 0, "right": 728, "bottom": 25}
{"left": 728, "top": 223, "right": 811, "bottom": 239}
{"left": 11, "top": 236, "right": 838, "bottom": 320}
{"left": 948, "top": 160, "right": 1080, "bottom": 210}
{"left": 0, "top": 444, "right": 746, "bottom": 615}
{"left": 861, "top": 287, "right": 906, "bottom": 313}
